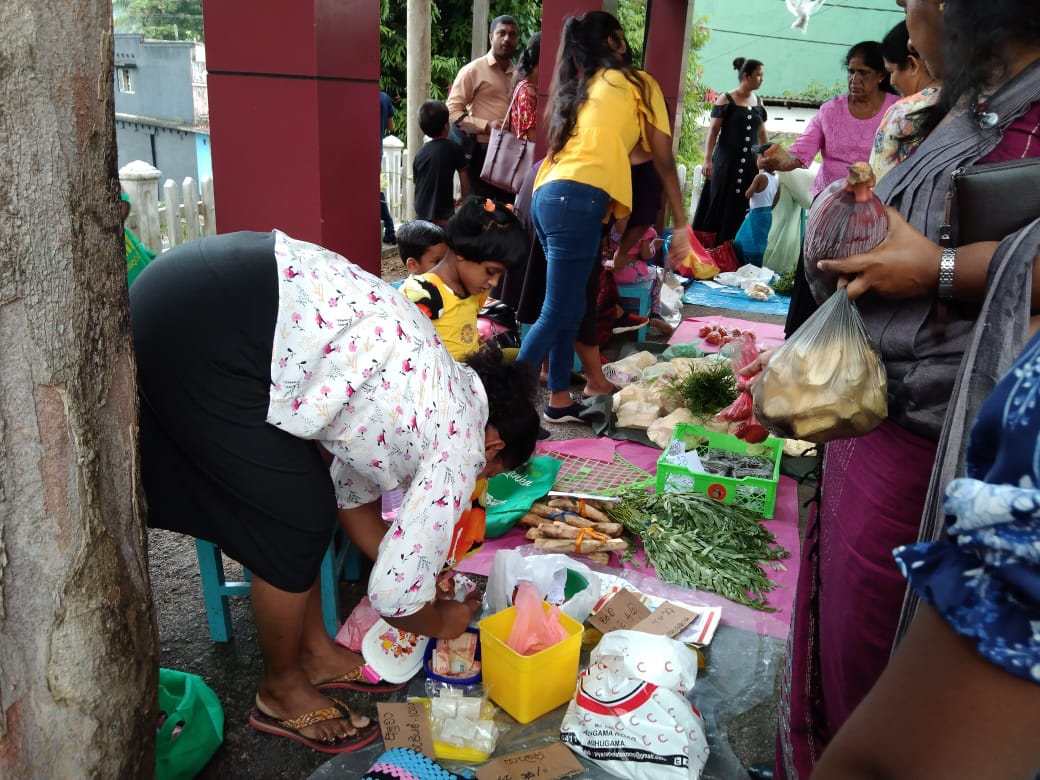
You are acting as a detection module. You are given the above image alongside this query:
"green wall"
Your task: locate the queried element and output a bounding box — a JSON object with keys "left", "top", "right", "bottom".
{"left": 694, "top": 0, "right": 905, "bottom": 100}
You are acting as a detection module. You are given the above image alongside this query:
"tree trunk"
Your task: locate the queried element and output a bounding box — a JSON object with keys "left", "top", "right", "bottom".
{"left": 0, "top": 1, "right": 158, "bottom": 777}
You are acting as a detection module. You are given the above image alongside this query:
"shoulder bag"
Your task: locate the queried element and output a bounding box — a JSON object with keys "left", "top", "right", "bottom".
{"left": 480, "top": 84, "right": 535, "bottom": 195}
{"left": 942, "top": 157, "right": 1040, "bottom": 246}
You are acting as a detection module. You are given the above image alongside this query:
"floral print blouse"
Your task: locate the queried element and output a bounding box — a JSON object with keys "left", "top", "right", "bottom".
{"left": 511, "top": 79, "right": 538, "bottom": 139}
{"left": 869, "top": 86, "right": 941, "bottom": 183}
{"left": 894, "top": 329, "right": 1040, "bottom": 683}
{"left": 267, "top": 230, "right": 489, "bottom": 619}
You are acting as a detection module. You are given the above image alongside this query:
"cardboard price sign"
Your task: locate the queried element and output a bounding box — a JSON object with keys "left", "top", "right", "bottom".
{"left": 632, "top": 600, "right": 699, "bottom": 637}
{"left": 376, "top": 701, "right": 435, "bottom": 758}
{"left": 587, "top": 588, "right": 650, "bottom": 633}
{"left": 476, "top": 742, "right": 583, "bottom": 780}
{"left": 590, "top": 588, "right": 699, "bottom": 638}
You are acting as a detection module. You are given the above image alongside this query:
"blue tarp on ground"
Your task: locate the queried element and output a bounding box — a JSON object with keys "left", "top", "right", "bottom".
{"left": 683, "top": 281, "right": 791, "bottom": 317}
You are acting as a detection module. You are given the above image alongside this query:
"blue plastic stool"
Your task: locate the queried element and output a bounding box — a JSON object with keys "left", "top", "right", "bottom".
{"left": 615, "top": 279, "right": 653, "bottom": 341}
{"left": 195, "top": 529, "right": 361, "bottom": 642}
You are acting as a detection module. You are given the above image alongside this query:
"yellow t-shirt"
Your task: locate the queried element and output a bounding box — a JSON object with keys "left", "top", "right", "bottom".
{"left": 400, "top": 272, "right": 487, "bottom": 360}
{"left": 534, "top": 68, "right": 671, "bottom": 219}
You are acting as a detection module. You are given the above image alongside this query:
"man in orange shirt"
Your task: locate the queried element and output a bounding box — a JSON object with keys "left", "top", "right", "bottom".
{"left": 447, "top": 15, "right": 520, "bottom": 202}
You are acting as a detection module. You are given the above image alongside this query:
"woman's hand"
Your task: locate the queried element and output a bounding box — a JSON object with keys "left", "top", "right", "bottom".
{"left": 702, "top": 160, "right": 714, "bottom": 180}
{"left": 434, "top": 592, "right": 481, "bottom": 638}
{"left": 385, "top": 585, "right": 482, "bottom": 639}
{"left": 667, "top": 226, "right": 692, "bottom": 268}
{"left": 739, "top": 347, "right": 776, "bottom": 378}
{"left": 611, "top": 247, "right": 635, "bottom": 272}
{"left": 816, "top": 207, "right": 941, "bottom": 300}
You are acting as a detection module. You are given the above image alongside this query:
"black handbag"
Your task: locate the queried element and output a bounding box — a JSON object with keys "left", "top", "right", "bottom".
{"left": 943, "top": 157, "right": 1040, "bottom": 246}
{"left": 479, "top": 85, "right": 535, "bottom": 195}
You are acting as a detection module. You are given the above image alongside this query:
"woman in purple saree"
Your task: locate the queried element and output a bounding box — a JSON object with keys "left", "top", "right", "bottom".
{"left": 775, "top": 1, "right": 1040, "bottom": 776}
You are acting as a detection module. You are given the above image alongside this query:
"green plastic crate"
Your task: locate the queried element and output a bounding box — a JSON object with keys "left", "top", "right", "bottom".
{"left": 656, "top": 423, "right": 783, "bottom": 518}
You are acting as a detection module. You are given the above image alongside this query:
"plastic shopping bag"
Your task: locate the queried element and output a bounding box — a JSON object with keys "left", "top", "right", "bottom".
{"left": 716, "top": 332, "right": 770, "bottom": 443}
{"left": 560, "top": 631, "right": 709, "bottom": 779}
{"left": 335, "top": 595, "right": 381, "bottom": 652}
{"left": 157, "top": 668, "right": 224, "bottom": 780}
{"left": 483, "top": 456, "right": 561, "bottom": 538}
{"left": 753, "top": 287, "right": 887, "bottom": 443}
{"left": 673, "top": 227, "right": 721, "bottom": 281}
{"left": 506, "top": 581, "right": 570, "bottom": 655}
{"left": 485, "top": 549, "right": 603, "bottom": 625}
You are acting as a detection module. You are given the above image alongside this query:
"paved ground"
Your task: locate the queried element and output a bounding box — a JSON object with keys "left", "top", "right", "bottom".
{"left": 151, "top": 257, "right": 802, "bottom": 778}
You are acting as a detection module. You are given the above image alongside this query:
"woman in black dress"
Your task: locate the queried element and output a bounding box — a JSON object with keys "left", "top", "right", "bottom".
{"left": 693, "top": 57, "right": 769, "bottom": 244}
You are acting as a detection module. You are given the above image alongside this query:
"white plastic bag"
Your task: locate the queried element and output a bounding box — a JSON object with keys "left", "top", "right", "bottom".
{"left": 560, "top": 631, "right": 709, "bottom": 779}
{"left": 786, "top": 0, "right": 826, "bottom": 31}
{"left": 484, "top": 550, "right": 602, "bottom": 625}
{"left": 657, "top": 271, "right": 685, "bottom": 328}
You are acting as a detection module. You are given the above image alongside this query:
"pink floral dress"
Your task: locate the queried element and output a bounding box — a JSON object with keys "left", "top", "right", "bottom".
{"left": 267, "top": 231, "right": 488, "bottom": 618}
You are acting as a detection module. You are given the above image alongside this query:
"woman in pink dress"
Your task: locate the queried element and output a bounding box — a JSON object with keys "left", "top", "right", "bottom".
{"left": 766, "top": 40, "right": 898, "bottom": 336}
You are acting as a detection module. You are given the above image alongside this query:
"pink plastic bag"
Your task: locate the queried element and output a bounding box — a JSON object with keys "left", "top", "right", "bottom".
{"left": 716, "top": 333, "right": 770, "bottom": 443}
{"left": 506, "top": 582, "right": 569, "bottom": 656}
{"left": 335, "top": 596, "right": 381, "bottom": 652}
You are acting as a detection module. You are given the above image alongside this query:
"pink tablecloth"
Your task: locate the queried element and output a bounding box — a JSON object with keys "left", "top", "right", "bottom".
{"left": 669, "top": 316, "right": 786, "bottom": 352}
{"left": 451, "top": 438, "right": 801, "bottom": 640}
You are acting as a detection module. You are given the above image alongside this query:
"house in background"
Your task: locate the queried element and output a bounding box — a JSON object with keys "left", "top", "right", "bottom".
{"left": 694, "top": 0, "right": 904, "bottom": 101}
{"left": 114, "top": 34, "right": 212, "bottom": 194}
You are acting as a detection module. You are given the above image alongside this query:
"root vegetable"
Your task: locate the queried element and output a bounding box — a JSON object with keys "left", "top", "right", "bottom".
{"left": 518, "top": 513, "right": 544, "bottom": 528}
{"left": 533, "top": 537, "right": 629, "bottom": 554}
{"left": 546, "top": 498, "right": 611, "bottom": 523}
{"left": 804, "top": 162, "right": 888, "bottom": 304}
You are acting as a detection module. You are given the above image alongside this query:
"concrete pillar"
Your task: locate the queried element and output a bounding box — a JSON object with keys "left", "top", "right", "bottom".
{"left": 406, "top": 0, "right": 432, "bottom": 223}
{"left": 202, "top": 0, "right": 381, "bottom": 274}
{"left": 471, "top": 0, "right": 490, "bottom": 62}
{"left": 119, "top": 160, "right": 162, "bottom": 253}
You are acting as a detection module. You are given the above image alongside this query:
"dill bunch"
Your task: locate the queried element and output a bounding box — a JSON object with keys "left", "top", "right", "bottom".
{"left": 668, "top": 361, "right": 739, "bottom": 417}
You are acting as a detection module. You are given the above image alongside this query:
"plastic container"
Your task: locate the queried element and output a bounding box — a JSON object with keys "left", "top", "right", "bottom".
{"left": 478, "top": 603, "right": 583, "bottom": 724}
{"left": 656, "top": 423, "right": 783, "bottom": 518}
{"left": 409, "top": 697, "right": 498, "bottom": 763}
{"left": 423, "top": 627, "right": 482, "bottom": 685}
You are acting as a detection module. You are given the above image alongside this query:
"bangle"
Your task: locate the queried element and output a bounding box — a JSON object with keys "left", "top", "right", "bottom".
{"left": 938, "top": 247, "right": 956, "bottom": 301}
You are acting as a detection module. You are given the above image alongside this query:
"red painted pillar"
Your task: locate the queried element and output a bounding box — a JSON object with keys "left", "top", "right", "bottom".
{"left": 536, "top": 0, "right": 602, "bottom": 159}
{"left": 644, "top": 0, "right": 691, "bottom": 131}
{"left": 203, "top": 1, "right": 381, "bottom": 275}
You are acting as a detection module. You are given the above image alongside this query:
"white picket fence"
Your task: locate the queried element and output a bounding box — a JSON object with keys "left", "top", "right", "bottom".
{"left": 118, "top": 160, "right": 216, "bottom": 254}
{"left": 382, "top": 136, "right": 409, "bottom": 226}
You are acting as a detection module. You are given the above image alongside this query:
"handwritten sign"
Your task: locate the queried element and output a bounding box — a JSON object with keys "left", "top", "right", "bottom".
{"left": 632, "top": 600, "right": 699, "bottom": 637}
{"left": 476, "top": 742, "right": 583, "bottom": 780}
{"left": 376, "top": 701, "right": 434, "bottom": 758}
{"left": 588, "top": 588, "right": 651, "bottom": 633}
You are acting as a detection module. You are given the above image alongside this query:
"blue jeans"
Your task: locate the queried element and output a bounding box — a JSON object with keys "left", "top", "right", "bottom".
{"left": 517, "top": 180, "right": 610, "bottom": 393}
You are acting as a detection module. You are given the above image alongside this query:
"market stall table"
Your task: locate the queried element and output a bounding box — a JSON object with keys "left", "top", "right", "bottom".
{"left": 313, "top": 439, "right": 799, "bottom": 777}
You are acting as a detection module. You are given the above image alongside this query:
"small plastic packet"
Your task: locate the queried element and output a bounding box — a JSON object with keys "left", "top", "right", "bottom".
{"left": 416, "top": 681, "right": 505, "bottom": 761}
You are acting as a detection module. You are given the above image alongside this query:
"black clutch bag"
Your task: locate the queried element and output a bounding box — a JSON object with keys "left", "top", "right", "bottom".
{"left": 945, "top": 157, "right": 1040, "bottom": 246}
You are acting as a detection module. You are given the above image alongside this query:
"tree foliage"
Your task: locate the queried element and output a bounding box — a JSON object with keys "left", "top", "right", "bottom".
{"left": 113, "top": 0, "right": 205, "bottom": 41}
{"left": 379, "top": 0, "right": 542, "bottom": 106}
{"left": 781, "top": 79, "right": 846, "bottom": 103}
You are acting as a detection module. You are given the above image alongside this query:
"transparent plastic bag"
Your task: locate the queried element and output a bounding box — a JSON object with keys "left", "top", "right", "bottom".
{"left": 752, "top": 287, "right": 887, "bottom": 443}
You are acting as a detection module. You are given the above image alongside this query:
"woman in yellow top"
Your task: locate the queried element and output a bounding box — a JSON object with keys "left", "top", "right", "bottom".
{"left": 516, "top": 11, "right": 691, "bottom": 422}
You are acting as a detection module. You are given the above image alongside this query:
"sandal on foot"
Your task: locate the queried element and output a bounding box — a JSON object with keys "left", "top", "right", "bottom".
{"left": 248, "top": 700, "right": 379, "bottom": 754}
{"left": 315, "top": 665, "right": 408, "bottom": 694}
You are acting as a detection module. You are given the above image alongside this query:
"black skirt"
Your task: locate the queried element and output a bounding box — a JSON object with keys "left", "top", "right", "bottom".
{"left": 131, "top": 232, "right": 337, "bottom": 592}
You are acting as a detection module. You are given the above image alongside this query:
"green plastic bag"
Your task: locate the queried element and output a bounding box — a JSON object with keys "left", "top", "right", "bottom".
{"left": 157, "top": 668, "right": 225, "bottom": 780}
{"left": 483, "top": 455, "right": 561, "bottom": 538}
